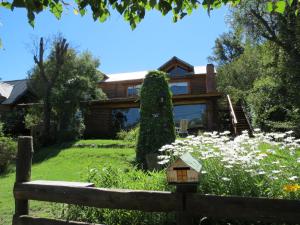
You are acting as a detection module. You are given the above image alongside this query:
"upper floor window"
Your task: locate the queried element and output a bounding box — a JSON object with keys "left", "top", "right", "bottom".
{"left": 169, "top": 82, "right": 189, "bottom": 95}
{"left": 127, "top": 85, "right": 141, "bottom": 96}
{"left": 168, "top": 66, "right": 189, "bottom": 77}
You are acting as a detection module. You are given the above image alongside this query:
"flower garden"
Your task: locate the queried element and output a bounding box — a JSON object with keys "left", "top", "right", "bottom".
{"left": 158, "top": 130, "right": 300, "bottom": 199}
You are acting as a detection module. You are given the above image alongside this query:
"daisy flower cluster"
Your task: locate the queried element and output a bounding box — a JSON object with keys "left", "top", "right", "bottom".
{"left": 158, "top": 129, "right": 300, "bottom": 198}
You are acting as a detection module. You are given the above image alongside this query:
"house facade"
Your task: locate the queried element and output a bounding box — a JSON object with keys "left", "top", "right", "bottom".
{"left": 84, "top": 57, "right": 222, "bottom": 138}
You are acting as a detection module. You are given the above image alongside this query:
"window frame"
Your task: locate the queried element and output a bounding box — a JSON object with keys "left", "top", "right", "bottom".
{"left": 127, "top": 84, "right": 141, "bottom": 97}
{"left": 169, "top": 82, "right": 190, "bottom": 95}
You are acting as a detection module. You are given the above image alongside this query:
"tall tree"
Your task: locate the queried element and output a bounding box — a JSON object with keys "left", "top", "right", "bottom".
{"left": 208, "top": 31, "right": 245, "bottom": 66}
{"left": 136, "top": 71, "right": 175, "bottom": 170}
{"left": 32, "top": 37, "right": 68, "bottom": 144}
{"left": 28, "top": 36, "right": 106, "bottom": 144}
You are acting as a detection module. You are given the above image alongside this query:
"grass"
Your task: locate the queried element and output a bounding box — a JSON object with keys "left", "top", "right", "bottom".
{"left": 0, "top": 139, "right": 135, "bottom": 225}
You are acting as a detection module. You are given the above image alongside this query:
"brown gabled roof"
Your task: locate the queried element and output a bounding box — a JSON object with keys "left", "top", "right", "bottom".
{"left": 158, "top": 56, "right": 194, "bottom": 72}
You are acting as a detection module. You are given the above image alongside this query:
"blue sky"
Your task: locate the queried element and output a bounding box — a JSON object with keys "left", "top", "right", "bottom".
{"left": 0, "top": 6, "right": 229, "bottom": 81}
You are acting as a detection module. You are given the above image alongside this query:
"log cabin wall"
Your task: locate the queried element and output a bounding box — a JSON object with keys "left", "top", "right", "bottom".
{"left": 99, "top": 74, "right": 207, "bottom": 99}
{"left": 84, "top": 95, "right": 220, "bottom": 138}
{"left": 99, "top": 80, "right": 143, "bottom": 98}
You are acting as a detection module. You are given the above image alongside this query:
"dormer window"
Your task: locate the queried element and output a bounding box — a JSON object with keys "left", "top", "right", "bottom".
{"left": 167, "top": 66, "right": 189, "bottom": 77}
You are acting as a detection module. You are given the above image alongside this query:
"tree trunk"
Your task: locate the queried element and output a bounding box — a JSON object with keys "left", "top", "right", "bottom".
{"left": 42, "top": 86, "right": 52, "bottom": 145}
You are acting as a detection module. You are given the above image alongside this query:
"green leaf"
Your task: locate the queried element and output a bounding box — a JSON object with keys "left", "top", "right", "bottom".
{"left": 149, "top": 0, "right": 156, "bottom": 8}
{"left": 27, "top": 10, "right": 35, "bottom": 27}
{"left": 99, "top": 11, "right": 109, "bottom": 22}
{"left": 275, "top": 1, "right": 286, "bottom": 14}
{"left": 0, "top": 2, "right": 12, "bottom": 9}
{"left": 287, "top": 0, "right": 293, "bottom": 6}
{"left": 50, "top": 2, "right": 63, "bottom": 19}
{"left": 266, "top": 2, "right": 273, "bottom": 12}
{"left": 79, "top": 8, "right": 86, "bottom": 16}
{"left": 0, "top": 38, "right": 2, "bottom": 49}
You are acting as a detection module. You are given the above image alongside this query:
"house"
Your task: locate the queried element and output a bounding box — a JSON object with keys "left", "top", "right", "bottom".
{"left": 0, "top": 79, "right": 36, "bottom": 113}
{"left": 84, "top": 57, "right": 222, "bottom": 138}
{"left": 0, "top": 79, "right": 37, "bottom": 135}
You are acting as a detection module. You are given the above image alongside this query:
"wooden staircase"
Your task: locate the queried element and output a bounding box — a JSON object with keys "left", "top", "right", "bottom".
{"left": 227, "top": 95, "right": 252, "bottom": 136}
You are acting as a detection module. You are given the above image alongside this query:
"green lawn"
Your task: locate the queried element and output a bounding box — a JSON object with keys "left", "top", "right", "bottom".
{"left": 0, "top": 140, "right": 135, "bottom": 225}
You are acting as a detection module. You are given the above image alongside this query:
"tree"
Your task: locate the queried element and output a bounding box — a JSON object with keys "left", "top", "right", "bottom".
{"left": 31, "top": 36, "right": 69, "bottom": 144}
{"left": 232, "top": 0, "right": 300, "bottom": 58}
{"left": 28, "top": 36, "right": 106, "bottom": 144}
{"left": 208, "top": 31, "right": 245, "bottom": 66}
{"left": 136, "top": 71, "right": 175, "bottom": 170}
{"left": 210, "top": 0, "right": 300, "bottom": 134}
{"left": 215, "top": 43, "right": 264, "bottom": 101}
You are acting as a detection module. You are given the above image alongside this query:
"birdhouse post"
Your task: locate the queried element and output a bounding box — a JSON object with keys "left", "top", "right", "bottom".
{"left": 166, "top": 153, "right": 202, "bottom": 225}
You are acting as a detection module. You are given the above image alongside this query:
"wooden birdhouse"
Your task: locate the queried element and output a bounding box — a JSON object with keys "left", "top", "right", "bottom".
{"left": 166, "top": 153, "right": 202, "bottom": 184}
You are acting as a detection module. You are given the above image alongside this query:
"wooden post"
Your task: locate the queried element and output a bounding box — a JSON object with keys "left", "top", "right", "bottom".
{"left": 13, "top": 136, "right": 34, "bottom": 222}
{"left": 176, "top": 184, "right": 198, "bottom": 225}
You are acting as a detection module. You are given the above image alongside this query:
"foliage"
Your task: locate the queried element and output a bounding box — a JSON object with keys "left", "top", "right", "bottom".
{"left": 59, "top": 166, "right": 173, "bottom": 225}
{"left": 136, "top": 71, "right": 176, "bottom": 169}
{"left": 24, "top": 104, "right": 43, "bottom": 130}
{"left": 1, "top": 0, "right": 295, "bottom": 31}
{"left": 0, "top": 109, "right": 27, "bottom": 137}
{"left": 0, "top": 122, "right": 4, "bottom": 137}
{"left": 0, "top": 0, "right": 234, "bottom": 30}
{"left": 0, "top": 136, "right": 17, "bottom": 174}
{"left": 116, "top": 126, "right": 139, "bottom": 143}
{"left": 215, "top": 44, "right": 263, "bottom": 102}
{"left": 210, "top": 0, "right": 300, "bottom": 134}
{"left": 208, "top": 31, "right": 245, "bottom": 65}
{"left": 28, "top": 36, "right": 106, "bottom": 144}
{"left": 247, "top": 75, "right": 284, "bottom": 129}
{"left": 159, "top": 130, "right": 300, "bottom": 200}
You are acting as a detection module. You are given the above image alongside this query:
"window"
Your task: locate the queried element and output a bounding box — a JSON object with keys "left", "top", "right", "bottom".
{"left": 168, "top": 66, "right": 188, "bottom": 77}
{"left": 169, "top": 82, "right": 188, "bottom": 95}
{"left": 173, "top": 104, "right": 207, "bottom": 129}
{"left": 127, "top": 85, "right": 141, "bottom": 96}
{"left": 112, "top": 104, "right": 207, "bottom": 131}
{"left": 112, "top": 108, "right": 140, "bottom": 130}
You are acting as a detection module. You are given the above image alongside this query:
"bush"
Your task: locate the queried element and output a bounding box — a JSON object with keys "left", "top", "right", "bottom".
{"left": 0, "top": 136, "right": 17, "bottom": 174}
{"left": 116, "top": 126, "right": 139, "bottom": 143}
{"left": 136, "top": 71, "right": 176, "bottom": 169}
{"left": 58, "top": 167, "right": 175, "bottom": 225}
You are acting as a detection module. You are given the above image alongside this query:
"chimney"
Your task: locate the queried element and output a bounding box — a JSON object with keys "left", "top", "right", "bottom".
{"left": 206, "top": 64, "right": 216, "bottom": 93}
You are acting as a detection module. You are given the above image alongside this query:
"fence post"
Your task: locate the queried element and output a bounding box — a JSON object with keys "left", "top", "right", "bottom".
{"left": 13, "top": 136, "right": 34, "bottom": 224}
{"left": 175, "top": 184, "right": 198, "bottom": 225}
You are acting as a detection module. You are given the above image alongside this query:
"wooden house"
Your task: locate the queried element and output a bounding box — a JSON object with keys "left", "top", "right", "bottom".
{"left": 84, "top": 56, "right": 222, "bottom": 138}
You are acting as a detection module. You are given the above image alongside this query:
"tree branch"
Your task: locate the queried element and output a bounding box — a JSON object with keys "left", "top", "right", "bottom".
{"left": 33, "top": 37, "right": 49, "bottom": 83}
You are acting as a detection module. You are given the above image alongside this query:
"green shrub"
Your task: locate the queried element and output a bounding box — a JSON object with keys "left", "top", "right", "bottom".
{"left": 0, "top": 136, "right": 17, "bottom": 173}
{"left": 116, "top": 126, "right": 139, "bottom": 143}
{"left": 59, "top": 167, "right": 175, "bottom": 225}
{"left": 0, "top": 122, "right": 4, "bottom": 137}
{"left": 136, "top": 71, "right": 176, "bottom": 169}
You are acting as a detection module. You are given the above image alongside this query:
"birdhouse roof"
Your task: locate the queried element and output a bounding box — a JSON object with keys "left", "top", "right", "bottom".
{"left": 179, "top": 153, "right": 202, "bottom": 172}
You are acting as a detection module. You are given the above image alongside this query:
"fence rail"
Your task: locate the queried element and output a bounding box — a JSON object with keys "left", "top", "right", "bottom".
{"left": 12, "top": 136, "right": 300, "bottom": 225}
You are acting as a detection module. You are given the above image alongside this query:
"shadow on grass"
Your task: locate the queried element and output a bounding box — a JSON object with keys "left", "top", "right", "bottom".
{"left": 33, "top": 141, "right": 76, "bottom": 164}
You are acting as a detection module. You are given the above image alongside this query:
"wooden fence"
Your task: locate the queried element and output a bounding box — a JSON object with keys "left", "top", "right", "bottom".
{"left": 13, "top": 136, "right": 300, "bottom": 225}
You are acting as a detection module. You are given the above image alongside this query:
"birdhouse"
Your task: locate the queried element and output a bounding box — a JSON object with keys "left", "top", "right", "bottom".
{"left": 166, "top": 153, "right": 202, "bottom": 184}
